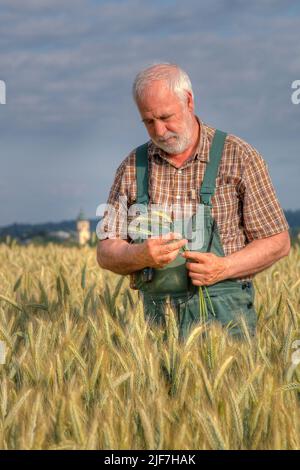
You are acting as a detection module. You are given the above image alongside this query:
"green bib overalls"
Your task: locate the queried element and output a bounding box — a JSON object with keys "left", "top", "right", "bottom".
{"left": 132, "top": 130, "right": 257, "bottom": 340}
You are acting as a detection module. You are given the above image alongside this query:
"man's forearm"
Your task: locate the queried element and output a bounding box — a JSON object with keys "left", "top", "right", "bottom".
{"left": 224, "top": 232, "right": 290, "bottom": 280}
{"left": 97, "top": 240, "right": 146, "bottom": 275}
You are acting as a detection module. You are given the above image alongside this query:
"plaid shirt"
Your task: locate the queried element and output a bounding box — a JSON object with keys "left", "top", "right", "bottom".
{"left": 99, "top": 117, "right": 289, "bottom": 282}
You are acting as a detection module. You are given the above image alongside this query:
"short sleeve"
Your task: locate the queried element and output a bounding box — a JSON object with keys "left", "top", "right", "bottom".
{"left": 97, "top": 151, "right": 136, "bottom": 240}
{"left": 240, "top": 149, "right": 289, "bottom": 241}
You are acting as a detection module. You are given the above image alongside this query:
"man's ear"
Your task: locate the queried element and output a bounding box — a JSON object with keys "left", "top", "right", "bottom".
{"left": 186, "top": 91, "right": 194, "bottom": 112}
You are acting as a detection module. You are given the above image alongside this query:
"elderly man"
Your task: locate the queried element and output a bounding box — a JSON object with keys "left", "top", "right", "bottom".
{"left": 97, "top": 63, "right": 290, "bottom": 339}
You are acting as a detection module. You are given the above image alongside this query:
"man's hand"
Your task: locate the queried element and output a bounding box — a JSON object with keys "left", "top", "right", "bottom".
{"left": 181, "top": 251, "right": 229, "bottom": 286}
{"left": 181, "top": 230, "right": 291, "bottom": 285}
{"left": 137, "top": 232, "right": 188, "bottom": 269}
{"left": 97, "top": 232, "right": 187, "bottom": 275}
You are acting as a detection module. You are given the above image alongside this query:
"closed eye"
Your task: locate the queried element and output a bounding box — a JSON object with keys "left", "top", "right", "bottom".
{"left": 160, "top": 114, "right": 173, "bottom": 120}
{"left": 142, "top": 114, "right": 174, "bottom": 125}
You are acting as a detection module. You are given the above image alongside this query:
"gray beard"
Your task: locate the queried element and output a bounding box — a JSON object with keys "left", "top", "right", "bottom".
{"left": 151, "top": 115, "right": 195, "bottom": 155}
{"left": 152, "top": 134, "right": 192, "bottom": 154}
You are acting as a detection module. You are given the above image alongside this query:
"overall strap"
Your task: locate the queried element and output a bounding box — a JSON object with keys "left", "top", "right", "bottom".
{"left": 200, "top": 129, "right": 227, "bottom": 206}
{"left": 135, "top": 143, "right": 149, "bottom": 205}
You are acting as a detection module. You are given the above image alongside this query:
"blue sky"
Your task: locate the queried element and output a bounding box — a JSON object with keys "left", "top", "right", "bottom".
{"left": 0, "top": 0, "right": 299, "bottom": 226}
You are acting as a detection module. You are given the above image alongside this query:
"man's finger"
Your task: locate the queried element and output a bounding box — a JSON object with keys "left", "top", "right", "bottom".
{"left": 149, "top": 232, "right": 179, "bottom": 243}
{"left": 188, "top": 271, "right": 205, "bottom": 280}
{"left": 161, "top": 231, "right": 183, "bottom": 241}
{"left": 159, "top": 252, "right": 179, "bottom": 264}
{"left": 162, "top": 238, "right": 188, "bottom": 253}
{"left": 186, "top": 262, "right": 205, "bottom": 272}
{"left": 181, "top": 251, "right": 207, "bottom": 262}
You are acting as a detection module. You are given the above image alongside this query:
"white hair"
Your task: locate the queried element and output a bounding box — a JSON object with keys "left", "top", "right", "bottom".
{"left": 132, "top": 62, "right": 194, "bottom": 104}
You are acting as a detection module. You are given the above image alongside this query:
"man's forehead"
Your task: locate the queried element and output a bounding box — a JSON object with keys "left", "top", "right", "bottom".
{"left": 140, "top": 102, "right": 178, "bottom": 118}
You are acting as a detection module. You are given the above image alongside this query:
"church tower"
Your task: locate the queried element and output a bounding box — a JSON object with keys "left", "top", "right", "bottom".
{"left": 76, "top": 209, "right": 91, "bottom": 246}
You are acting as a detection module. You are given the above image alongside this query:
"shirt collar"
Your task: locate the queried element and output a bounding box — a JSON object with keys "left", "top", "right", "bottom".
{"left": 148, "top": 116, "right": 210, "bottom": 164}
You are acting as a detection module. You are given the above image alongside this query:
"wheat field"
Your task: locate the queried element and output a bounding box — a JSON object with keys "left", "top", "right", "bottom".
{"left": 0, "top": 241, "right": 299, "bottom": 450}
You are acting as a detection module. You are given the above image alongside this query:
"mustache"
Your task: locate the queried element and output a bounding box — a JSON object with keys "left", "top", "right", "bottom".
{"left": 156, "top": 132, "right": 178, "bottom": 143}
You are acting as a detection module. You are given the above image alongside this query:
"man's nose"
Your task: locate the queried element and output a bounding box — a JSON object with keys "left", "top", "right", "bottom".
{"left": 153, "top": 120, "right": 166, "bottom": 137}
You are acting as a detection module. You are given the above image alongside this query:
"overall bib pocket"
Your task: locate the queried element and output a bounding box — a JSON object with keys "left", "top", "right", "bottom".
{"left": 206, "top": 284, "right": 257, "bottom": 337}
